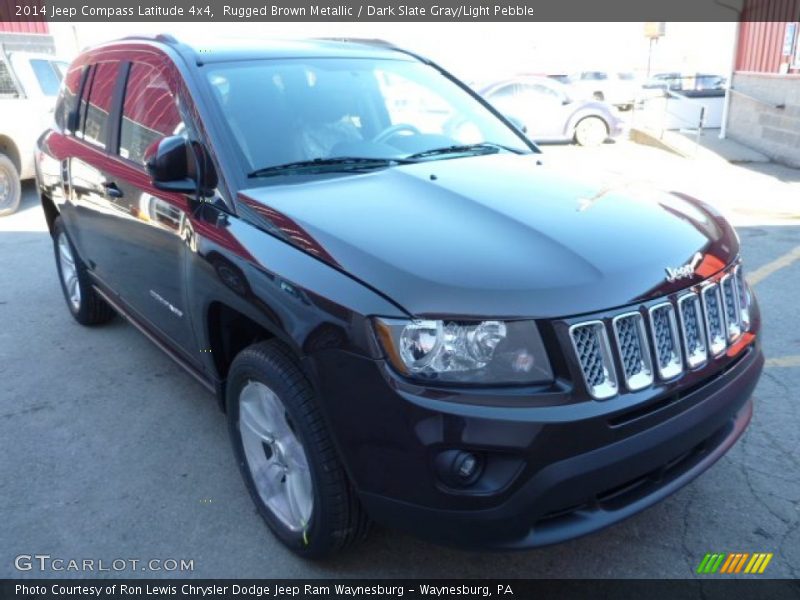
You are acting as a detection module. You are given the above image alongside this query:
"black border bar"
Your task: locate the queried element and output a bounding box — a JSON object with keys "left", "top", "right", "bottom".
{"left": 2, "top": 0, "right": 800, "bottom": 22}
{"left": 3, "top": 579, "right": 800, "bottom": 600}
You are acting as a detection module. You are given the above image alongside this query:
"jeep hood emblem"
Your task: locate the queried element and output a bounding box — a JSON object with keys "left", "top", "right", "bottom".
{"left": 665, "top": 252, "right": 703, "bottom": 283}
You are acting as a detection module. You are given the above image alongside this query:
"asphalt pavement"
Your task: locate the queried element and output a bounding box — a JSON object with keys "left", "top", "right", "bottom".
{"left": 1, "top": 141, "right": 799, "bottom": 578}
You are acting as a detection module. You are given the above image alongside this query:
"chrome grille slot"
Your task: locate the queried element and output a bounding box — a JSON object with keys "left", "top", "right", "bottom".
{"left": 568, "top": 261, "right": 746, "bottom": 399}
{"left": 612, "top": 312, "right": 653, "bottom": 391}
{"left": 701, "top": 283, "right": 727, "bottom": 356}
{"left": 720, "top": 274, "right": 741, "bottom": 341}
{"left": 734, "top": 265, "right": 750, "bottom": 331}
{"left": 648, "top": 303, "right": 683, "bottom": 380}
{"left": 677, "top": 293, "right": 707, "bottom": 369}
{"left": 569, "top": 321, "right": 618, "bottom": 400}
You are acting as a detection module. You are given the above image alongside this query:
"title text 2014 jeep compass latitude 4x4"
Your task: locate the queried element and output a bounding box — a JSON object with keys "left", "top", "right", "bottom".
{"left": 36, "top": 36, "right": 763, "bottom": 558}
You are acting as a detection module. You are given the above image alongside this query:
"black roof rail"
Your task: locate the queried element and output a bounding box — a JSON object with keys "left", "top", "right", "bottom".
{"left": 316, "top": 37, "right": 394, "bottom": 47}
{"left": 314, "top": 37, "right": 432, "bottom": 64}
{"left": 120, "top": 34, "right": 179, "bottom": 45}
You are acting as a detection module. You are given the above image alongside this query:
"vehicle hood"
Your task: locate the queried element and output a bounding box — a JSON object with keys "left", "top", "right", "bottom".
{"left": 239, "top": 153, "right": 738, "bottom": 319}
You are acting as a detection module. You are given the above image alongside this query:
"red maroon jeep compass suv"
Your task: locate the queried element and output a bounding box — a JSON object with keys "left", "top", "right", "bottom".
{"left": 36, "top": 35, "right": 763, "bottom": 557}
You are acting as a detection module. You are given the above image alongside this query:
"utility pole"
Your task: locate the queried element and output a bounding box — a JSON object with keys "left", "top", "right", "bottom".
{"left": 644, "top": 22, "right": 665, "bottom": 78}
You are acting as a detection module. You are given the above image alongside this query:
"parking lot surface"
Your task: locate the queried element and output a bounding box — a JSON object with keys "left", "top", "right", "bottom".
{"left": 1, "top": 140, "right": 799, "bottom": 578}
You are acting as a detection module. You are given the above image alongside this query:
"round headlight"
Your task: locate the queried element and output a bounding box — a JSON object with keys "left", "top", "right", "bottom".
{"left": 399, "top": 320, "right": 443, "bottom": 370}
{"left": 467, "top": 320, "right": 507, "bottom": 362}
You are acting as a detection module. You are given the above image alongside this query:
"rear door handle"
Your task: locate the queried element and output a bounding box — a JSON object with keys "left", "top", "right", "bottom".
{"left": 102, "top": 181, "right": 123, "bottom": 198}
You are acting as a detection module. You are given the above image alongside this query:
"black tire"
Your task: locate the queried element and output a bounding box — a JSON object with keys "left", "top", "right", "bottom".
{"left": 0, "top": 153, "right": 21, "bottom": 217}
{"left": 227, "top": 339, "right": 370, "bottom": 558}
{"left": 53, "top": 218, "right": 115, "bottom": 326}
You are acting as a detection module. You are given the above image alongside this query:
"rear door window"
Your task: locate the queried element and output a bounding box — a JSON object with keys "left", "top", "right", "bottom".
{"left": 78, "top": 61, "right": 119, "bottom": 150}
{"left": 521, "top": 83, "right": 562, "bottom": 102}
{"left": 119, "top": 62, "right": 185, "bottom": 165}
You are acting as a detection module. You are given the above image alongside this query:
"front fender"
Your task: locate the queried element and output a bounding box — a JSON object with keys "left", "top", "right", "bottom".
{"left": 185, "top": 206, "right": 408, "bottom": 374}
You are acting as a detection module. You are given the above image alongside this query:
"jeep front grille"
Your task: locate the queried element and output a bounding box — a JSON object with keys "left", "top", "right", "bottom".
{"left": 569, "top": 261, "right": 750, "bottom": 399}
{"left": 734, "top": 265, "right": 750, "bottom": 331}
{"left": 701, "top": 283, "right": 727, "bottom": 356}
{"left": 677, "top": 293, "right": 707, "bottom": 369}
{"left": 612, "top": 313, "right": 653, "bottom": 391}
{"left": 648, "top": 303, "right": 683, "bottom": 380}
{"left": 721, "top": 273, "right": 742, "bottom": 341}
{"left": 569, "top": 321, "right": 618, "bottom": 399}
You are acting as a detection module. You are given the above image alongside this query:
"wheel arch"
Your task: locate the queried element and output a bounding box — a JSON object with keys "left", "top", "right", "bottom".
{"left": 566, "top": 110, "right": 611, "bottom": 137}
{"left": 205, "top": 300, "right": 280, "bottom": 410}
{"left": 0, "top": 135, "right": 21, "bottom": 173}
{"left": 40, "top": 190, "right": 59, "bottom": 234}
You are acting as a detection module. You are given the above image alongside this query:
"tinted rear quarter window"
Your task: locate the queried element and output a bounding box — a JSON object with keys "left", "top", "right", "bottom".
{"left": 523, "top": 83, "right": 561, "bottom": 101}
{"left": 55, "top": 64, "right": 84, "bottom": 131}
{"left": 119, "top": 62, "right": 184, "bottom": 165}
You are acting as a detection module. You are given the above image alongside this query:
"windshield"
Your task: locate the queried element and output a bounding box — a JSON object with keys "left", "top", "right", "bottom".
{"left": 204, "top": 58, "right": 533, "bottom": 177}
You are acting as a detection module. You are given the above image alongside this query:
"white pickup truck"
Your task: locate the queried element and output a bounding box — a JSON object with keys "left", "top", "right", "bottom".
{"left": 0, "top": 49, "right": 68, "bottom": 216}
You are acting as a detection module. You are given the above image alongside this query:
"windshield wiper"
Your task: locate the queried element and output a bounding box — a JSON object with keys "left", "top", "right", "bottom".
{"left": 247, "top": 156, "right": 413, "bottom": 178}
{"left": 406, "top": 142, "right": 526, "bottom": 160}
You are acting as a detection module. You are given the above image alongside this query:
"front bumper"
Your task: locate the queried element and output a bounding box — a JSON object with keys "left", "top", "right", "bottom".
{"left": 308, "top": 332, "right": 762, "bottom": 549}
{"left": 610, "top": 117, "right": 629, "bottom": 139}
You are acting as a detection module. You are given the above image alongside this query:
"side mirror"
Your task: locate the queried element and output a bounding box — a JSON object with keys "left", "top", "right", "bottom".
{"left": 145, "top": 135, "right": 218, "bottom": 196}
{"left": 504, "top": 114, "right": 528, "bottom": 134}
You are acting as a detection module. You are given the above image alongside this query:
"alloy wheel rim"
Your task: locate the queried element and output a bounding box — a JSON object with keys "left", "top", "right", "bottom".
{"left": 239, "top": 380, "right": 313, "bottom": 532}
{"left": 578, "top": 119, "right": 607, "bottom": 146}
{"left": 57, "top": 233, "right": 81, "bottom": 310}
{"left": 0, "top": 170, "right": 9, "bottom": 207}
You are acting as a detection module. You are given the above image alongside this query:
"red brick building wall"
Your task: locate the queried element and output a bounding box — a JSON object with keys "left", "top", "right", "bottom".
{"left": 736, "top": 1, "right": 800, "bottom": 74}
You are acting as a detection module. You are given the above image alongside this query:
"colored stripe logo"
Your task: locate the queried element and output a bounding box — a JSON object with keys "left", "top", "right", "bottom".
{"left": 697, "top": 552, "right": 773, "bottom": 574}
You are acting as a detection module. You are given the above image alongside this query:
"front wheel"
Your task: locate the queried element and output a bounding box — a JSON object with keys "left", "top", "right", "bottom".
{"left": 574, "top": 116, "right": 609, "bottom": 147}
{"left": 0, "top": 153, "right": 21, "bottom": 217}
{"left": 53, "top": 218, "right": 115, "bottom": 325}
{"left": 227, "top": 340, "right": 370, "bottom": 558}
